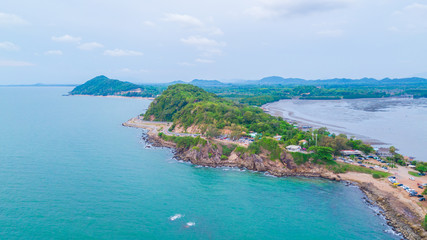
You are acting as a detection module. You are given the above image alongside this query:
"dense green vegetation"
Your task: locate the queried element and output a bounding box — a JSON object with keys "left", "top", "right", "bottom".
{"left": 308, "top": 146, "right": 334, "bottom": 164}
{"left": 290, "top": 152, "right": 312, "bottom": 165}
{"left": 415, "top": 162, "right": 427, "bottom": 173}
{"left": 408, "top": 171, "right": 421, "bottom": 177}
{"left": 247, "top": 137, "right": 282, "bottom": 160}
{"left": 144, "top": 84, "right": 218, "bottom": 121}
{"left": 328, "top": 163, "right": 390, "bottom": 178}
{"left": 72, "top": 75, "right": 426, "bottom": 107}
{"left": 205, "top": 85, "right": 393, "bottom": 106}
{"left": 145, "top": 84, "right": 377, "bottom": 168}
{"left": 158, "top": 132, "right": 207, "bottom": 149}
{"left": 144, "top": 84, "right": 294, "bottom": 137}
{"left": 145, "top": 85, "right": 370, "bottom": 156}
{"left": 70, "top": 75, "right": 160, "bottom": 97}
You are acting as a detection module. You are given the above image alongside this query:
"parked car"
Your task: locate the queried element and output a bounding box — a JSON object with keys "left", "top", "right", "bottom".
{"left": 419, "top": 173, "right": 426, "bottom": 176}
{"left": 419, "top": 186, "right": 424, "bottom": 189}
{"left": 419, "top": 197, "right": 425, "bottom": 201}
{"left": 417, "top": 195, "right": 424, "bottom": 198}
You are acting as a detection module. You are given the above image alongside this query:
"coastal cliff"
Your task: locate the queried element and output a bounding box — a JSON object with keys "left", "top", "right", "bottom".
{"left": 127, "top": 83, "right": 427, "bottom": 240}
{"left": 140, "top": 128, "right": 426, "bottom": 240}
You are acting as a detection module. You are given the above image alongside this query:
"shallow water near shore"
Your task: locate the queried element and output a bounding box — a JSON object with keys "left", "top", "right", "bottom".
{"left": 0, "top": 87, "right": 401, "bottom": 239}
{"left": 265, "top": 98, "right": 427, "bottom": 161}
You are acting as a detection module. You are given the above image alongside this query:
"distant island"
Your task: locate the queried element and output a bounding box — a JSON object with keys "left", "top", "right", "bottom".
{"left": 69, "top": 75, "right": 160, "bottom": 98}
{"left": 69, "top": 75, "right": 427, "bottom": 106}
{"left": 119, "top": 83, "right": 427, "bottom": 239}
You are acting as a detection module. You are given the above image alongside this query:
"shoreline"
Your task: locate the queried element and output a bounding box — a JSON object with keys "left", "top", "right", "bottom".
{"left": 123, "top": 118, "right": 427, "bottom": 240}
{"left": 67, "top": 94, "right": 155, "bottom": 100}
{"left": 263, "top": 98, "right": 427, "bottom": 156}
{"left": 263, "top": 102, "right": 387, "bottom": 146}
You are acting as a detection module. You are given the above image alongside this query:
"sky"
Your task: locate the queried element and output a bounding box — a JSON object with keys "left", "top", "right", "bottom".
{"left": 1, "top": 0, "right": 427, "bottom": 84}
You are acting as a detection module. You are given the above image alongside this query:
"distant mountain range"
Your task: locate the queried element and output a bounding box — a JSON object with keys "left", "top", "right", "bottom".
{"left": 69, "top": 75, "right": 427, "bottom": 102}
{"left": 149, "top": 76, "right": 427, "bottom": 87}
{"left": 181, "top": 76, "right": 427, "bottom": 86}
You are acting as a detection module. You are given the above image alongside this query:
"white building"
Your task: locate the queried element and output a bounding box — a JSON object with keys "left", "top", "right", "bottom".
{"left": 286, "top": 145, "right": 301, "bottom": 152}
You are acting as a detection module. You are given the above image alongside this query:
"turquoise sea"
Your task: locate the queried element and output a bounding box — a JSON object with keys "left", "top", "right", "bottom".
{"left": 0, "top": 87, "right": 401, "bottom": 239}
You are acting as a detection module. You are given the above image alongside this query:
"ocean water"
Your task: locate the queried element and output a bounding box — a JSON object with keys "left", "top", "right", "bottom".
{"left": 0, "top": 87, "right": 401, "bottom": 239}
{"left": 265, "top": 98, "right": 427, "bottom": 161}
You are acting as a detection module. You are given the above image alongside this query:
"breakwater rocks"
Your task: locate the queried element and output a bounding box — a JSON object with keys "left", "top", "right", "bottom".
{"left": 360, "top": 183, "right": 427, "bottom": 240}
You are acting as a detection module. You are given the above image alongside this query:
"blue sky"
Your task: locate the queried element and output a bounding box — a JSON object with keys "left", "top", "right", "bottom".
{"left": 1, "top": 0, "right": 427, "bottom": 84}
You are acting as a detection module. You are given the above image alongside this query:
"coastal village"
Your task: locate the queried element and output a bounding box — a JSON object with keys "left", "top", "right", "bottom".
{"left": 120, "top": 82, "right": 427, "bottom": 239}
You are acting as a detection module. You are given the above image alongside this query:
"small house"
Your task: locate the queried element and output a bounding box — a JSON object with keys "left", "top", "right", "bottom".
{"left": 340, "top": 150, "right": 364, "bottom": 156}
{"left": 273, "top": 135, "right": 282, "bottom": 141}
{"left": 286, "top": 145, "right": 301, "bottom": 152}
{"left": 377, "top": 148, "right": 393, "bottom": 158}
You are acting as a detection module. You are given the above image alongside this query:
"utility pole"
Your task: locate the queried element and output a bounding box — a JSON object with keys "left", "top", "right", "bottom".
{"left": 315, "top": 134, "right": 318, "bottom": 146}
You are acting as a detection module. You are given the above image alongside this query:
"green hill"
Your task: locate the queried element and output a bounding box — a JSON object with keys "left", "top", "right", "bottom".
{"left": 70, "top": 75, "right": 160, "bottom": 97}
{"left": 143, "top": 84, "right": 293, "bottom": 137}
{"left": 144, "top": 84, "right": 375, "bottom": 158}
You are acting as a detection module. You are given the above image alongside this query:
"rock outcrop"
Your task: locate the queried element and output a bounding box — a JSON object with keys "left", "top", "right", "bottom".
{"left": 141, "top": 131, "right": 426, "bottom": 240}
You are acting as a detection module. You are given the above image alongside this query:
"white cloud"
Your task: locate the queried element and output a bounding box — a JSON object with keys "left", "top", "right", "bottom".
{"left": 104, "top": 49, "right": 143, "bottom": 57}
{"left": 0, "top": 41, "right": 19, "bottom": 51}
{"left": 196, "top": 58, "right": 215, "bottom": 63}
{"left": 0, "top": 60, "right": 34, "bottom": 67}
{"left": 247, "top": 0, "right": 352, "bottom": 19}
{"left": 143, "top": 21, "right": 156, "bottom": 27}
{"left": 78, "top": 42, "right": 104, "bottom": 50}
{"left": 163, "top": 13, "right": 203, "bottom": 27}
{"left": 317, "top": 29, "right": 343, "bottom": 37}
{"left": 0, "top": 12, "right": 28, "bottom": 26}
{"left": 44, "top": 50, "right": 63, "bottom": 55}
{"left": 178, "top": 62, "right": 195, "bottom": 67}
{"left": 118, "top": 68, "right": 148, "bottom": 73}
{"left": 391, "top": 3, "right": 427, "bottom": 32}
{"left": 181, "top": 36, "right": 225, "bottom": 47}
{"left": 163, "top": 13, "right": 223, "bottom": 36}
{"left": 404, "top": 3, "right": 427, "bottom": 12}
{"left": 51, "top": 34, "right": 81, "bottom": 43}
{"left": 209, "top": 27, "right": 224, "bottom": 35}
{"left": 181, "top": 36, "right": 225, "bottom": 57}
{"left": 388, "top": 26, "right": 399, "bottom": 32}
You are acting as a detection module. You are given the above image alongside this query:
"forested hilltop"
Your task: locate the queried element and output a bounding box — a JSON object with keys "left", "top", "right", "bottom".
{"left": 69, "top": 75, "right": 160, "bottom": 97}
{"left": 71, "top": 75, "right": 427, "bottom": 105}
{"left": 144, "top": 84, "right": 379, "bottom": 165}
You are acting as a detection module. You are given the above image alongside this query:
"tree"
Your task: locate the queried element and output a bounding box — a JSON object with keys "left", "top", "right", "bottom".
{"left": 309, "top": 146, "right": 334, "bottom": 163}
{"left": 389, "top": 146, "right": 396, "bottom": 154}
{"left": 205, "top": 126, "right": 220, "bottom": 138}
